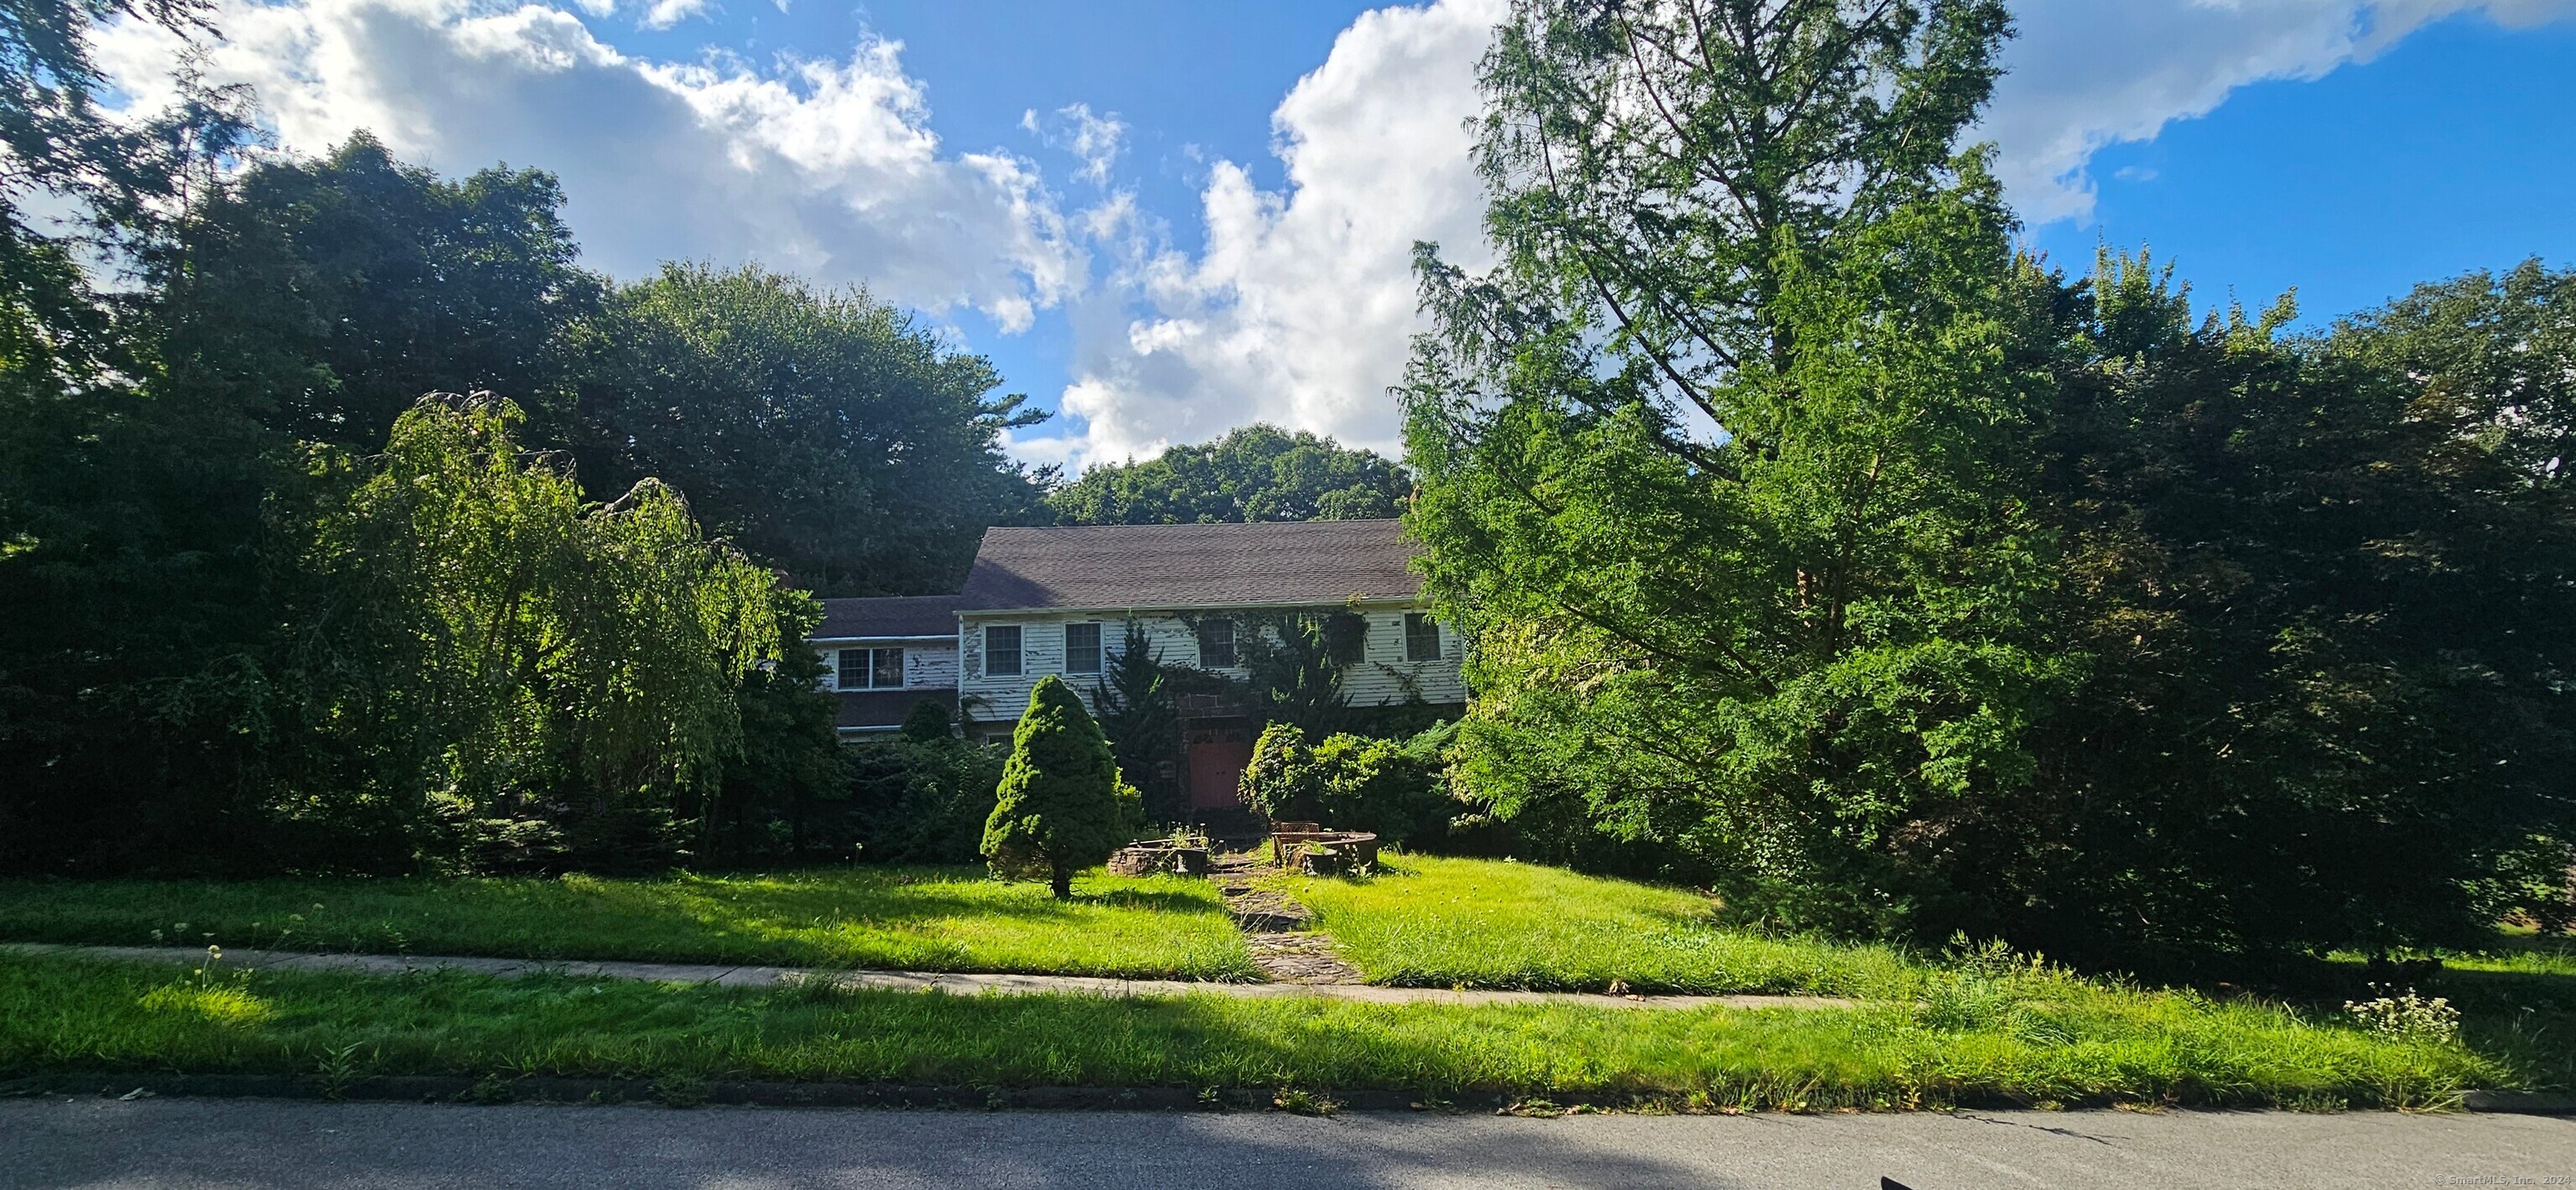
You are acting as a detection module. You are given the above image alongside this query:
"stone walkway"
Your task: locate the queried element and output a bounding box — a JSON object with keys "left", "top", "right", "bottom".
{"left": 1208, "top": 851, "right": 1367, "bottom": 985}
{"left": 3, "top": 943, "right": 1854, "bottom": 1011}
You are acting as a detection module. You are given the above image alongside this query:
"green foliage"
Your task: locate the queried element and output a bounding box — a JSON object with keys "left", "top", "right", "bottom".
{"left": 900, "top": 698, "right": 956, "bottom": 743}
{"left": 695, "top": 606, "right": 852, "bottom": 866}
{"left": 1406, "top": 0, "right": 2058, "bottom": 936}
{"left": 1240, "top": 722, "right": 1456, "bottom": 844}
{"left": 1234, "top": 612, "right": 1358, "bottom": 739}
{"left": 1046, "top": 424, "right": 1409, "bottom": 525}
{"left": 1090, "top": 621, "right": 1182, "bottom": 823}
{"left": 570, "top": 262, "right": 1046, "bottom": 595}
{"left": 153, "top": 135, "right": 599, "bottom": 451}
{"left": 849, "top": 736, "right": 1005, "bottom": 865}
{"left": 1991, "top": 255, "right": 2576, "bottom": 967}
{"left": 983, "top": 676, "right": 1133, "bottom": 897}
{"left": 296, "top": 395, "right": 785, "bottom": 866}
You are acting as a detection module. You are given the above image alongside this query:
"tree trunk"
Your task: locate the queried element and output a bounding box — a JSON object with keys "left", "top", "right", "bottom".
{"left": 1050, "top": 860, "right": 1072, "bottom": 900}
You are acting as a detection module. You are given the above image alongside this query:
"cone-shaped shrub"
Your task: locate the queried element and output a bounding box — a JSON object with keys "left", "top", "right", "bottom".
{"left": 983, "top": 675, "right": 1128, "bottom": 897}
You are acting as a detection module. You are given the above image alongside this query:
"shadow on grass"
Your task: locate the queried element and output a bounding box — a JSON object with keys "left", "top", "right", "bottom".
{"left": 0, "top": 866, "right": 1251, "bottom": 979}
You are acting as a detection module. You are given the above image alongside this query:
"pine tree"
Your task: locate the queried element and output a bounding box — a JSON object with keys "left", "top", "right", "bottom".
{"left": 982, "top": 676, "right": 1128, "bottom": 897}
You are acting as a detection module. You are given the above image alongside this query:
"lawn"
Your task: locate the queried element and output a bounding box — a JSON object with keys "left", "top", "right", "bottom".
{"left": 0, "top": 868, "right": 1257, "bottom": 982}
{"left": 1278, "top": 855, "right": 1923, "bottom": 997}
{"left": 0, "top": 951, "right": 2513, "bottom": 1110}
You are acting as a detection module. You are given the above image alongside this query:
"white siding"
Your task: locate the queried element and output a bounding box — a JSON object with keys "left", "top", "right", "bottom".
{"left": 958, "top": 606, "right": 1463, "bottom": 717}
{"left": 815, "top": 641, "right": 959, "bottom": 693}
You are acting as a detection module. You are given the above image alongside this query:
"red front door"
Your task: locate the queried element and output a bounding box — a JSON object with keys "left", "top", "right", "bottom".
{"left": 1186, "top": 737, "right": 1256, "bottom": 810}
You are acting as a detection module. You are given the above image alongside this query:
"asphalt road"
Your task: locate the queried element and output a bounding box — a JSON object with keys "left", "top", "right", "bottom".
{"left": 6, "top": 1097, "right": 2573, "bottom": 1189}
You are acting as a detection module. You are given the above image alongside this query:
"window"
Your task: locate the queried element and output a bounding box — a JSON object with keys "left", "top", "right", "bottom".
{"left": 870, "top": 647, "right": 905, "bottom": 689}
{"left": 1323, "top": 612, "right": 1368, "bottom": 664}
{"left": 984, "top": 625, "right": 1023, "bottom": 677}
{"left": 1064, "top": 621, "right": 1103, "bottom": 674}
{"left": 1196, "top": 618, "right": 1237, "bottom": 668}
{"left": 1404, "top": 613, "right": 1442, "bottom": 663}
{"left": 837, "top": 647, "right": 906, "bottom": 689}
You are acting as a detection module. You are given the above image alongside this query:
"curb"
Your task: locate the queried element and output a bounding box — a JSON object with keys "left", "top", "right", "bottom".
{"left": 0, "top": 1073, "right": 1432, "bottom": 1113}
{"left": 2461, "top": 1091, "right": 2576, "bottom": 1115}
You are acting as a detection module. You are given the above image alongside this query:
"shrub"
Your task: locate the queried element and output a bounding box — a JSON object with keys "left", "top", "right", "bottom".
{"left": 1239, "top": 721, "right": 1457, "bottom": 844}
{"left": 849, "top": 736, "right": 1005, "bottom": 865}
{"left": 900, "top": 698, "right": 954, "bottom": 743}
{"left": 982, "top": 676, "right": 1131, "bottom": 897}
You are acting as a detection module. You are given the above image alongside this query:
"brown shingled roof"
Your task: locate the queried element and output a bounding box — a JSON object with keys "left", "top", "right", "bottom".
{"left": 957, "top": 520, "right": 1422, "bottom": 612}
{"left": 814, "top": 595, "right": 961, "bottom": 639}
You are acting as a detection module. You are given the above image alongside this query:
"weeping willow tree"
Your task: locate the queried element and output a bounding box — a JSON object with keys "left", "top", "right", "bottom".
{"left": 299, "top": 393, "right": 787, "bottom": 862}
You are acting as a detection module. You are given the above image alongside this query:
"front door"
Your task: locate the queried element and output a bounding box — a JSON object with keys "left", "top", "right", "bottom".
{"left": 1184, "top": 723, "right": 1256, "bottom": 811}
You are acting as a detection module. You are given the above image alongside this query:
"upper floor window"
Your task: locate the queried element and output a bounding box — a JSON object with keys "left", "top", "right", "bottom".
{"left": 1404, "top": 613, "right": 1442, "bottom": 663}
{"left": 984, "top": 625, "right": 1023, "bottom": 677}
{"left": 1064, "top": 621, "right": 1104, "bottom": 674}
{"left": 1196, "top": 618, "right": 1237, "bottom": 668}
{"left": 836, "top": 647, "right": 906, "bottom": 689}
{"left": 1323, "top": 612, "right": 1368, "bottom": 665}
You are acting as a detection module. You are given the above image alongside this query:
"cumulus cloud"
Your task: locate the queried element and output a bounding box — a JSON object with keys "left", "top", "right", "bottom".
{"left": 92, "top": 0, "right": 1080, "bottom": 330}
{"left": 1988, "top": 0, "right": 2576, "bottom": 224}
{"left": 1038, "top": 0, "right": 1504, "bottom": 468}
{"left": 1033, "top": 0, "right": 2576, "bottom": 469}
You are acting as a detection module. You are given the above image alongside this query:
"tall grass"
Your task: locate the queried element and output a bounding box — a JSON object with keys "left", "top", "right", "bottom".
{"left": 1280, "top": 855, "right": 1921, "bottom": 997}
{"left": 0, "top": 868, "right": 1256, "bottom": 981}
{"left": 0, "top": 953, "right": 2507, "bottom": 1110}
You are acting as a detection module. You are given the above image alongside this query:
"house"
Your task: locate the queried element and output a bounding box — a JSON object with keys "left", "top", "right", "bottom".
{"left": 810, "top": 518, "right": 1465, "bottom": 815}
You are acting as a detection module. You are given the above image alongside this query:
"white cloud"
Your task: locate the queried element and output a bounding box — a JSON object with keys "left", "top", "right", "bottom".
{"left": 91, "top": 0, "right": 1081, "bottom": 331}
{"left": 1036, "top": 0, "right": 1504, "bottom": 468}
{"left": 1031, "top": 0, "right": 2576, "bottom": 469}
{"left": 1987, "top": 0, "right": 2576, "bottom": 224}
{"left": 1024, "top": 102, "right": 1127, "bottom": 185}
{"left": 639, "top": 0, "right": 706, "bottom": 31}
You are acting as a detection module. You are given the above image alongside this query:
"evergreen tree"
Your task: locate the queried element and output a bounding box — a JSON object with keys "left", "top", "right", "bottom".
{"left": 1403, "top": 0, "right": 2052, "bottom": 934}
{"left": 983, "top": 675, "right": 1130, "bottom": 897}
{"left": 1090, "top": 621, "right": 1182, "bottom": 823}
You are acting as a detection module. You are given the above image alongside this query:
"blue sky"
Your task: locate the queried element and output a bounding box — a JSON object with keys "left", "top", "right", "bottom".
{"left": 93, "top": 0, "right": 2576, "bottom": 468}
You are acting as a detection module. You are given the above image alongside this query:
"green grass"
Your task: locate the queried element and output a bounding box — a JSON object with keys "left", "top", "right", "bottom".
{"left": 0, "top": 951, "right": 2512, "bottom": 1110}
{"left": 1278, "top": 855, "right": 1923, "bottom": 997}
{"left": 0, "top": 868, "right": 1256, "bottom": 982}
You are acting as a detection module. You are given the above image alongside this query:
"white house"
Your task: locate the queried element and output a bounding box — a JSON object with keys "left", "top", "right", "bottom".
{"left": 811, "top": 519, "right": 1465, "bottom": 814}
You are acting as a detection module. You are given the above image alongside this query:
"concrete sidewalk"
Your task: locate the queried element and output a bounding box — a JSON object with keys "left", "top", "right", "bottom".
{"left": 1, "top": 943, "right": 1854, "bottom": 1011}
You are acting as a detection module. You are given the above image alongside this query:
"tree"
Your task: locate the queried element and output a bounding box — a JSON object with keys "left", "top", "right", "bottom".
{"left": 1404, "top": 0, "right": 2056, "bottom": 934}
{"left": 1047, "top": 424, "right": 1409, "bottom": 525}
{"left": 0, "top": 0, "right": 274, "bottom": 875}
{"left": 570, "top": 263, "right": 1048, "bottom": 595}
{"left": 982, "top": 675, "right": 1131, "bottom": 897}
{"left": 1090, "top": 621, "right": 1182, "bottom": 822}
{"left": 296, "top": 393, "right": 787, "bottom": 866}
{"left": 153, "top": 135, "right": 600, "bottom": 451}
{"left": 1990, "top": 255, "right": 2576, "bottom": 966}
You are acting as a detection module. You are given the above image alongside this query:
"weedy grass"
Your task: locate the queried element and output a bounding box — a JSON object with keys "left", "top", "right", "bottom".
{"left": 1277, "top": 855, "right": 1922, "bottom": 997}
{"left": 0, "top": 952, "right": 2510, "bottom": 1110}
{"left": 0, "top": 868, "right": 1256, "bottom": 981}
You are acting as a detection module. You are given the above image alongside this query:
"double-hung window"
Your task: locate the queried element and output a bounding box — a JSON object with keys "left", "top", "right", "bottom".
{"left": 1064, "top": 621, "right": 1104, "bottom": 674}
{"left": 1196, "top": 619, "right": 1237, "bottom": 668}
{"left": 984, "top": 625, "right": 1024, "bottom": 677}
{"left": 1403, "top": 613, "right": 1442, "bottom": 663}
{"left": 836, "top": 647, "right": 906, "bottom": 689}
